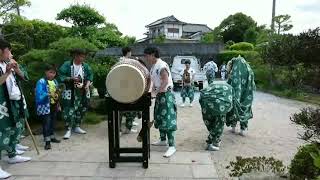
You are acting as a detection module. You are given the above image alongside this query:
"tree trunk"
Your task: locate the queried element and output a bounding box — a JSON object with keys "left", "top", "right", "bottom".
{"left": 15, "top": 0, "right": 21, "bottom": 16}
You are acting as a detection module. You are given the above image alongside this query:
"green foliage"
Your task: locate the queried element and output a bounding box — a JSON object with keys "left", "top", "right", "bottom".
{"left": 260, "top": 34, "right": 300, "bottom": 66}
{"left": 154, "top": 34, "right": 166, "bottom": 44}
{"left": 49, "top": 37, "right": 98, "bottom": 54}
{"left": 20, "top": 49, "right": 64, "bottom": 79}
{"left": 56, "top": 5, "right": 134, "bottom": 48}
{"left": 214, "top": 12, "right": 258, "bottom": 42}
{"left": 0, "top": 0, "right": 30, "bottom": 18}
{"left": 2, "top": 18, "right": 67, "bottom": 57}
{"left": 217, "top": 50, "right": 259, "bottom": 64}
{"left": 290, "top": 107, "right": 320, "bottom": 143}
{"left": 19, "top": 37, "right": 98, "bottom": 121}
{"left": 244, "top": 27, "right": 259, "bottom": 44}
{"left": 87, "top": 25, "right": 135, "bottom": 48}
{"left": 276, "top": 63, "right": 307, "bottom": 89}
{"left": 256, "top": 29, "right": 273, "bottom": 45}
{"left": 297, "top": 27, "right": 320, "bottom": 66}
{"left": 200, "top": 32, "right": 221, "bottom": 43}
{"left": 56, "top": 4, "right": 105, "bottom": 27}
{"left": 273, "top": 14, "right": 293, "bottom": 34}
{"left": 289, "top": 143, "right": 320, "bottom": 180}
{"left": 224, "top": 40, "right": 235, "bottom": 49}
{"left": 250, "top": 58, "right": 270, "bottom": 89}
{"left": 310, "top": 149, "right": 320, "bottom": 168}
{"left": 229, "top": 42, "right": 254, "bottom": 51}
{"left": 83, "top": 112, "right": 105, "bottom": 124}
{"left": 87, "top": 56, "right": 117, "bottom": 97}
{"left": 226, "top": 156, "right": 286, "bottom": 177}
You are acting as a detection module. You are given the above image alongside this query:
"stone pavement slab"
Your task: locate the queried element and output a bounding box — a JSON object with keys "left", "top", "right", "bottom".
{"left": 5, "top": 151, "right": 218, "bottom": 180}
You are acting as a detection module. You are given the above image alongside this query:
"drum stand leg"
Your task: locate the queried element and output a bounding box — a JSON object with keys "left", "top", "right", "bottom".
{"left": 108, "top": 111, "right": 115, "bottom": 168}
{"left": 115, "top": 111, "right": 120, "bottom": 158}
{"left": 142, "top": 109, "right": 149, "bottom": 169}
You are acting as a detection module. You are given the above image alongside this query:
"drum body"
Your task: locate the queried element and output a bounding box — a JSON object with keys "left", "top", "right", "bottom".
{"left": 106, "top": 58, "right": 150, "bottom": 103}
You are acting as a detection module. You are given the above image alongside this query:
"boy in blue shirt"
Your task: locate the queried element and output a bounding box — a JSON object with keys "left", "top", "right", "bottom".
{"left": 35, "top": 64, "right": 61, "bottom": 150}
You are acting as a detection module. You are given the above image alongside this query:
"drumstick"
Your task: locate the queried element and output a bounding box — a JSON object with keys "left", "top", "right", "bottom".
{"left": 25, "top": 118, "right": 40, "bottom": 155}
{"left": 137, "top": 120, "right": 154, "bottom": 142}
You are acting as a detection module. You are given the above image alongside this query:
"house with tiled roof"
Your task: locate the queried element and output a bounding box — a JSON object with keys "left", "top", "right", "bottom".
{"left": 138, "top": 15, "right": 212, "bottom": 43}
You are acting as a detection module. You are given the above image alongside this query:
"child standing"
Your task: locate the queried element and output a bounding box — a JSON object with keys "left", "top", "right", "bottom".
{"left": 35, "top": 64, "right": 61, "bottom": 150}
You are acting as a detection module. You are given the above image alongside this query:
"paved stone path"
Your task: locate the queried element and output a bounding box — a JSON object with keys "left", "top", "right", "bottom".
{"left": 1, "top": 90, "right": 313, "bottom": 179}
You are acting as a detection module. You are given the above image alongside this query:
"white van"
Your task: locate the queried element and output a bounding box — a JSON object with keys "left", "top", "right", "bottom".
{"left": 170, "top": 56, "right": 206, "bottom": 90}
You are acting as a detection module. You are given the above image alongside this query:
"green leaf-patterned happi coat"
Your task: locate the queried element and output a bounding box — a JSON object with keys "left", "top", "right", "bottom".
{"left": 199, "top": 81, "right": 233, "bottom": 144}
{"left": 0, "top": 65, "right": 29, "bottom": 157}
{"left": 226, "top": 57, "right": 255, "bottom": 130}
{"left": 154, "top": 91, "right": 177, "bottom": 131}
{"left": 59, "top": 61, "right": 93, "bottom": 128}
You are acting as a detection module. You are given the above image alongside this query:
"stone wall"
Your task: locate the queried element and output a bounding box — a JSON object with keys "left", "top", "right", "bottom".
{"left": 95, "top": 42, "right": 224, "bottom": 67}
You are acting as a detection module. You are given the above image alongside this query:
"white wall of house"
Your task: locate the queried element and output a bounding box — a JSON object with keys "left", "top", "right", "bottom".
{"left": 164, "top": 24, "right": 182, "bottom": 39}
{"left": 149, "top": 26, "right": 165, "bottom": 38}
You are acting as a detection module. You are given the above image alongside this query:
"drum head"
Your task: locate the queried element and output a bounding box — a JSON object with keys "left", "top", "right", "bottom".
{"left": 106, "top": 64, "right": 146, "bottom": 103}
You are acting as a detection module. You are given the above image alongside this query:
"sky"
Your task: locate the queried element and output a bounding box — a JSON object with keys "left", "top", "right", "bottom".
{"left": 21, "top": 0, "right": 320, "bottom": 39}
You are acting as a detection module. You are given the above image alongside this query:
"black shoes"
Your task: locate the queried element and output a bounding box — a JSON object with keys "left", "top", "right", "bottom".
{"left": 44, "top": 141, "right": 51, "bottom": 150}
{"left": 51, "top": 138, "right": 61, "bottom": 143}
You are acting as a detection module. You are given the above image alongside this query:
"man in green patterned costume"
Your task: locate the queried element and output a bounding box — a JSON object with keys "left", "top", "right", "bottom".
{"left": 0, "top": 39, "right": 31, "bottom": 179}
{"left": 199, "top": 81, "right": 233, "bottom": 151}
{"left": 145, "top": 47, "right": 177, "bottom": 158}
{"left": 119, "top": 47, "right": 139, "bottom": 134}
{"left": 59, "top": 49, "right": 93, "bottom": 139}
{"left": 226, "top": 56, "right": 255, "bottom": 136}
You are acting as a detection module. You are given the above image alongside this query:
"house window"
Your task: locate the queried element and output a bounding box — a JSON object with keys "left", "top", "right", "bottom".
{"left": 167, "top": 28, "right": 179, "bottom": 33}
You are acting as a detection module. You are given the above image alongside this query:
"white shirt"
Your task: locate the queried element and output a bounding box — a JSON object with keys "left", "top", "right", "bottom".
{"left": 0, "top": 62, "right": 21, "bottom": 100}
{"left": 203, "top": 61, "right": 218, "bottom": 73}
{"left": 73, "top": 63, "right": 83, "bottom": 79}
{"left": 150, "top": 59, "right": 173, "bottom": 94}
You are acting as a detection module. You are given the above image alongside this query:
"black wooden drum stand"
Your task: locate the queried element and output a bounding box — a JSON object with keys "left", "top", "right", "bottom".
{"left": 106, "top": 93, "right": 151, "bottom": 168}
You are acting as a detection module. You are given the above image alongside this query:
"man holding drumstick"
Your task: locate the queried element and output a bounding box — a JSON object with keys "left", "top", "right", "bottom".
{"left": 144, "top": 47, "right": 177, "bottom": 158}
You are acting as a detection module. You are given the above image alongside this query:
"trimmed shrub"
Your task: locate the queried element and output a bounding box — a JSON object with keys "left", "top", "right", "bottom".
{"left": 217, "top": 50, "right": 259, "bottom": 64}
{"left": 229, "top": 42, "right": 254, "bottom": 51}
{"left": 289, "top": 143, "right": 320, "bottom": 180}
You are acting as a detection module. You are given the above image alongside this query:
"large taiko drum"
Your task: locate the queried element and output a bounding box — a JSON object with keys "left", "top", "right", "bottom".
{"left": 106, "top": 58, "right": 150, "bottom": 103}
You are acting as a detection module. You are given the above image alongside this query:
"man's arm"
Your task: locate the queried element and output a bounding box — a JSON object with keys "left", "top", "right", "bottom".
{"left": 159, "top": 68, "right": 169, "bottom": 92}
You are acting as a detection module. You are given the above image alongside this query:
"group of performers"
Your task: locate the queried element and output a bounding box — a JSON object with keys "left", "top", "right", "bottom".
{"left": 0, "top": 39, "right": 93, "bottom": 178}
{"left": 141, "top": 47, "right": 255, "bottom": 157}
{"left": 0, "top": 37, "right": 254, "bottom": 177}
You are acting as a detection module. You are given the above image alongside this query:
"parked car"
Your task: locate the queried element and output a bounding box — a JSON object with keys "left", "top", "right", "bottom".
{"left": 170, "top": 56, "right": 206, "bottom": 90}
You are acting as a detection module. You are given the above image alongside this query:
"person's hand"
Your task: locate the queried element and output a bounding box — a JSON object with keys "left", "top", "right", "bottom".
{"left": 5, "top": 63, "right": 14, "bottom": 74}
{"left": 70, "top": 77, "right": 80, "bottom": 82}
{"left": 7, "top": 59, "right": 19, "bottom": 72}
{"left": 85, "top": 83, "right": 90, "bottom": 91}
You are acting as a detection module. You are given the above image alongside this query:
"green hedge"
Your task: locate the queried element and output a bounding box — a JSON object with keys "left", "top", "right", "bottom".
{"left": 229, "top": 42, "right": 254, "bottom": 51}
{"left": 87, "top": 56, "right": 117, "bottom": 98}
{"left": 217, "top": 50, "right": 259, "bottom": 64}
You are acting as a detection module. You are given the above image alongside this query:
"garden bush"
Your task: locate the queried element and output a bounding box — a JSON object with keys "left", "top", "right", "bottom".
{"left": 217, "top": 50, "right": 259, "bottom": 64}
{"left": 88, "top": 56, "right": 117, "bottom": 98}
{"left": 19, "top": 37, "right": 98, "bottom": 122}
{"left": 289, "top": 143, "right": 320, "bottom": 180}
{"left": 226, "top": 156, "right": 286, "bottom": 177}
{"left": 229, "top": 42, "right": 254, "bottom": 51}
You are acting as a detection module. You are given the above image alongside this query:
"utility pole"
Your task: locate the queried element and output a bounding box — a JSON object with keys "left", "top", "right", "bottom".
{"left": 271, "top": 0, "right": 276, "bottom": 31}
